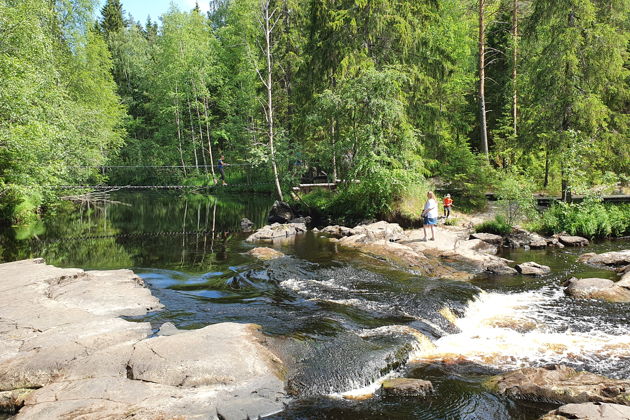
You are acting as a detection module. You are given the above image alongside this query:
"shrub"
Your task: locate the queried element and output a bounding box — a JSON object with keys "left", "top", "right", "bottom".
{"left": 536, "top": 200, "right": 630, "bottom": 238}
{"left": 495, "top": 171, "right": 537, "bottom": 226}
{"left": 443, "top": 217, "right": 459, "bottom": 226}
{"left": 474, "top": 215, "right": 512, "bottom": 235}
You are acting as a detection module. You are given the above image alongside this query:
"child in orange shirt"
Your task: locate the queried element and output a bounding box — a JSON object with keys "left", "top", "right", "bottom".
{"left": 443, "top": 194, "right": 453, "bottom": 219}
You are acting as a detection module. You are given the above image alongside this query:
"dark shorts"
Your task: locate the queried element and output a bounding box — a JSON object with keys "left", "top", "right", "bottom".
{"left": 423, "top": 217, "right": 438, "bottom": 226}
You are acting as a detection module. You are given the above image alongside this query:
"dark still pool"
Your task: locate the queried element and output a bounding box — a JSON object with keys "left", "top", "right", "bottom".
{"left": 1, "top": 191, "right": 629, "bottom": 420}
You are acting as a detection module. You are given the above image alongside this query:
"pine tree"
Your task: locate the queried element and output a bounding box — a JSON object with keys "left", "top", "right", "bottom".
{"left": 100, "top": 0, "right": 125, "bottom": 36}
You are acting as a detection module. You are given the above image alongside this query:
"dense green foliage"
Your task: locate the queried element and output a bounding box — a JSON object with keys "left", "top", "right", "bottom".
{"left": 1, "top": 0, "right": 628, "bottom": 223}
{"left": 474, "top": 215, "right": 513, "bottom": 235}
{"left": 533, "top": 201, "right": 630, "bottom": 238}
{"left": 0, "top": 0, "right": 124, "bottom": 222}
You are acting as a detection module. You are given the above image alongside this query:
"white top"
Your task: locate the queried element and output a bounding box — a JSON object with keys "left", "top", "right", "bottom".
{"left": 423, "top": 199, "right": 438, "bottom": 219}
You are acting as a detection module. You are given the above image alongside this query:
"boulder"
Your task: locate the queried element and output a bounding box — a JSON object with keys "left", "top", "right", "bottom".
{"left": 485, "top": 365, "right": 630, "bottom": 405}
{"left": 246, "top": 222, "right": 307, "bottom": 242}
{"left": 540, "top": 402, "right": 630, "bottom": 420}
{"left": 341, "top": 221, "right": 404, "bottom": 244}
{"left": 289, "top": 216, "right": 312, "bottom": 225}
{"left": 505, "top": 229, "right": 548, "bottom": 249}
{"left": 564, "top": 277, "right": 630, "bottom": 303}
{"left": 247, "top": 247, "right": 285, "bottom": 261}
{"left": 578, "top": 250, "right": 630, "bottom": 267}
{"left": 515, "top": 262, "right": 551, "bottom": 276}
{"left": 547, "top": 238, "right": 566, "bottom": 248}
{"left": 469, "top": 233, "right": 504, "bottom": 246}
{"left": 320, "top": 225, "right": 353, "bottom": 238}
{"left": 241, "top": 217, "right": 255, "bottom": 232}
{"left": 381, "top": 378, "right": 433, "bottom": 397}
{"left": 267, "top": 201, "right": 294, "bottom": 224}
{"left": 485, "top": 263, "right": 518, "bottom": 275}
{"left": 559, "top": 235, "right": 590, "bottom": 247}
{"left": 529, "top": 234, "right": 549, "bottom": 249}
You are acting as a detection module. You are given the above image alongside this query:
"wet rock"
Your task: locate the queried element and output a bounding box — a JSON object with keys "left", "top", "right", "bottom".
{"left": 547, "top": 237, "right": 565, "bottom": 248}
{"left": 241, "top": 217, "right": 255, "bottom": 232}
{"left": 515, "top": 262, "right": 551, "bottom": 276}
{"left": 381, "top": 378, "right": 433, "bottom": 397}
{"left": 247, "top": 247, "right": 285, "bottom": 261}
{"left": 0, "top": 388, "right": 32, "bottom": 413}
{"left": 529, "top": 235, "right": 549, "bottom": 249}
{"left": 469, "top": 233, "right": 503, "bottom": 246}
{"left": 485, "top": 365, "right": 630, "bottom": 405}
{"left": 540, "top": 402, "right": 630, "bottom": 420}
{"left": 467, "top": 239, "right": 498, "bottom": 255}
{"left": 246, "top": 222, "right": 307, "bottom": 242}
{"left": 321, "top": 225, "right": 352, "bottom": 238}
{"left": 558, "top": 235, "right": 590, "bottom": 247}
{"left": 563, "top": 277, "right": 630, "bottom": 303}
{"left": 578, "top": 250, "right": 630, "bottom": 267}
{"left": 268, "top": 201, "right": 294, "bottom": 224}
{"left": 485, "top": 263, "right": 518, "bottom": 275}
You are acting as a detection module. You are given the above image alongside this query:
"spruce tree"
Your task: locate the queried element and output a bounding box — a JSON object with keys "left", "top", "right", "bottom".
{"left": 100, "top": 0, "right": 125, "bottom": 36}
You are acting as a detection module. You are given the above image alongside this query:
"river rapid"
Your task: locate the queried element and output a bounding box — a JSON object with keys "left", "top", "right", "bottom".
{"left": 1, "top": 191, "right": 629, "bottom": 420}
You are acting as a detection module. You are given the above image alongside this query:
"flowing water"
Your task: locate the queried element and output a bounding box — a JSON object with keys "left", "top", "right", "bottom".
{"left": 1, "top": 191, "right": 629, "bottom": 420}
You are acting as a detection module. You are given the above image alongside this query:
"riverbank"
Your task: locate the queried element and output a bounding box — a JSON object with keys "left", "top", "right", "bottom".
{"left": 0, "top": 259, "right": 287, "bottom": 419}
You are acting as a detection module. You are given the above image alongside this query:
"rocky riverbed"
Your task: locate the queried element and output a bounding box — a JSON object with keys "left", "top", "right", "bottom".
{"left": 0, "top": 259, "right": 287, "bottom": 419}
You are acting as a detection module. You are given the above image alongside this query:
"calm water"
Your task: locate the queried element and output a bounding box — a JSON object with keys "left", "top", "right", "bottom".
{"left": 1, "top": 191, "right": 629, "bottom": 420}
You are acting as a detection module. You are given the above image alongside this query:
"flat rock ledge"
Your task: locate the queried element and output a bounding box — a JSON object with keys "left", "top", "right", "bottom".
{"left": 540, "top": 402, "right": 630, "bottom": 420}
{"left": 324, "top": 222, "right": 516, "bottom": 281}
{"left": 0, "top": 259, "right": 286, "bottom": 420}
{"left": 558, "top": 235, "right": 590, "bottom": 247}
{"left": 564, "top": 277, "right": 630, "bottom": 303}
{"left": 578, "top": 250, "right": 630, "bottom": 268}
{"left": 246, "top": 222, "right": 306, "bottom": 242}
{"left": 484, "top": 365, "right": 630, "bottom": 405}
{"left": 381, "top": 378, "right": 433, "bottom": 397}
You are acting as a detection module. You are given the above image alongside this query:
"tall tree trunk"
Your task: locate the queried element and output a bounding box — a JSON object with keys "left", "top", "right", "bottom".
{"left": 187, "top": 97, "right": 200, "bottom": 171}
{"left": 262, "top": 0, "right": 284, "bottom": 201}
{"left": 560, "top": 10, "right": 575, "bottom": 201}
{"left": 174, "top": 83, "right": 187, "bottom": 177}
{"left": 543, "top": 142, "right": 550, "bottom": 188}
{"left": 202, "top": 98, "right": 216, "bottom": 181}
{"left": 193, "top": 91, "right": 208, "bottom": 174}
{"left": 331, "top": 118, "right": 337, "bottom": 182}
{"left": 478, "top": 0, "right": 489, "bottom": 159}
{"left": 512, "top": 0, "right": 518, "bottom": 138}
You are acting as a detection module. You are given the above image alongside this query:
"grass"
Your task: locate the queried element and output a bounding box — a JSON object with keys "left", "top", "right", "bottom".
{"left": 474, "top": 215, "right": 512, "bottom": 235}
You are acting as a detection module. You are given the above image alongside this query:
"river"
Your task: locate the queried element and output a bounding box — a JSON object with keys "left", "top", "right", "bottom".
{"left": 1, "top": 191, "right": 628, "bottom": 420}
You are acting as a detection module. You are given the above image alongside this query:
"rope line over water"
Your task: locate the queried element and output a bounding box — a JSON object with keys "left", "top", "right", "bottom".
{"left": 40, "top": 230, "right": 244, "bottom": 243}
{"left": 41, "top": 182, "right": 277, "bottom": 190}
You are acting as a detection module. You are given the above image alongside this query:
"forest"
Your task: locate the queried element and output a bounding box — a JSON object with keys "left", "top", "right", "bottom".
{"left": 0, "top": 0, "right": 628, "bottom": 228}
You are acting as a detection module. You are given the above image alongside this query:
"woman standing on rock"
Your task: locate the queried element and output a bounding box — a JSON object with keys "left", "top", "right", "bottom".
{"left": 422, "top": 191, "right": 438, "bottom": 241}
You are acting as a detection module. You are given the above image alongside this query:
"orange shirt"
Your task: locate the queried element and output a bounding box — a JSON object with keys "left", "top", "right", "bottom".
{"left": 443, "top": 197, "right": 453, "bottom": 207}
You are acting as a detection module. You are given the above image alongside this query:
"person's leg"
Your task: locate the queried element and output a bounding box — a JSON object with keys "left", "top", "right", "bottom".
{"left": 422, "top": 224, "right": 428, "bottom": 240}
{"left": 431, "top": 225, "right": 436, "bottom": 240}
{"left": 220, "top": 168, "right": 227, "bottom": 185}
{"left": 446, "top": 207, "right": 450, "bottom": 219}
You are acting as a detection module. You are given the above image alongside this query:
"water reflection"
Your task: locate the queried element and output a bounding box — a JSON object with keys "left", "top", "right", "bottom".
{"left": 0, "top": 191, "right": 274, "bottom": 270}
